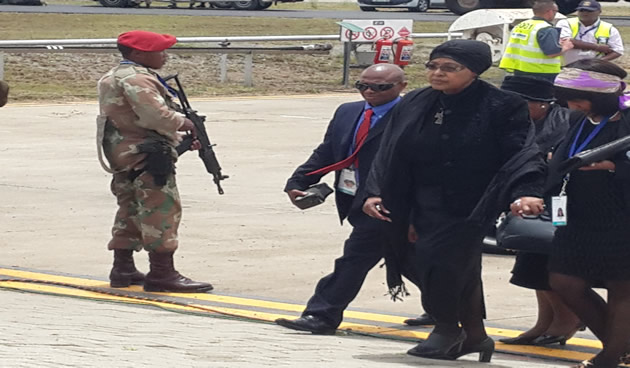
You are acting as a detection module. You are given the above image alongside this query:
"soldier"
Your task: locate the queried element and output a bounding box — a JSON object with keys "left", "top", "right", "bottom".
{"left": 0, "top": 80, "right": 8, "bottom": 107}
{"left": 97, "top": 30, "right": 213, "bottom": 293}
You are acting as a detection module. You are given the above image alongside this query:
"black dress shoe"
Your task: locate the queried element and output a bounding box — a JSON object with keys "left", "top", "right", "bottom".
{"left": 275, "top": 315, "right": 336, "bottom": 335}
{"left": 407, "top": 329, "right": 466, "bottom": 360}
{"left": 448, "top": 337, "right": 495, "bottom": 362}
{"left": 498, "top": 335, "right": 538, "bottom": 345}
{"left": 404, "top": 313, "right": 436, "bottom": 326}
{"left": 531, "top": 334, "right": 568, "bottom": 346}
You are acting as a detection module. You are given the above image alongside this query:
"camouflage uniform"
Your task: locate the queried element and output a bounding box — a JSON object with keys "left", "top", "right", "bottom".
{"left": 97, "top": 62, "right": 185, "bottom": 253}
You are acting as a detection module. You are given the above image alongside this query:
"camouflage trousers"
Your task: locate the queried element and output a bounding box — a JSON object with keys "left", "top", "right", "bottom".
{"left": 107, "top": 171, "right": 181, "bottom": 252}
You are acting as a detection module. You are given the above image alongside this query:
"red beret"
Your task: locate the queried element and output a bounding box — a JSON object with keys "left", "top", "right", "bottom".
{"left": 117, "top": 30, "right": 177, "bottom": 52}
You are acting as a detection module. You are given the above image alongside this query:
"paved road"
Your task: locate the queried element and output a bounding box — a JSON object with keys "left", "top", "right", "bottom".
{"left": 0, "top": 290, "right": 572, "bottom": 368}
{"left": 0, "top": 3, "right": 459, "bottom": 20}
{"left": 2, "top": 3, "right": 630, "bottom": 25}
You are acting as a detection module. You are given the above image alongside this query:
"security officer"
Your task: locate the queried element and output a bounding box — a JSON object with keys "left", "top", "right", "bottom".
{"left": 275, "top": 64, "right": 417, "bottom": 335}
{"left": 499, "top": 0, "right": 573, "bottom": 82}
{"left": 0, "top": 80, "right": 8, "bottom": 107}
{"left": 556, "top": 0, "right": 623, "bottom": 65}
{"left": 97, "top": 30, "right": 213, "bottom": 293}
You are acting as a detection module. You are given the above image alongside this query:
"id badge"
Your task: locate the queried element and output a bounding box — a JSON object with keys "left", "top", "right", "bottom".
{"left": 338, "top": 168, "right": 357, "bottom": 196}
{"left": 551, "top": 196, "right": 568, "bottom": 226}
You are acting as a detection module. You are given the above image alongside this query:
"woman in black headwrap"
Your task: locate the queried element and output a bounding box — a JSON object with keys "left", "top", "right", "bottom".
{"left": 498, "top": 76, "right": 584, "bottom": 347}
{"left": 363, "top": 40, "right": 546, "bottom": 362}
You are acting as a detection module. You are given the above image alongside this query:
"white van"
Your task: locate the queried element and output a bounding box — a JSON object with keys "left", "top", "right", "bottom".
{"left": 357, "top": 0, "right": 445, "bottom": 12}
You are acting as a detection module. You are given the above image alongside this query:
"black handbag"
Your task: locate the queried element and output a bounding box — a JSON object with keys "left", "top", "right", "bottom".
{"left": 495, "top": 213, "right": 556, "bottom": 254}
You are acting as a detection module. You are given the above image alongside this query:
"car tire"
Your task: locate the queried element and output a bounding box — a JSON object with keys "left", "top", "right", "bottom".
{"left": 408, "top": 0, "right": 429, "bottom": 11}
{"left": 211, "top": 1, "right": 233, "bottom": 8}
{"left": 256, "top": 0, "right": 272, "bottom": 8}
{"left": 360, "top": 5, "right": 377, "bottom": 10}
{"left": 445, "top": 0, "right": 494, "bottom": 14}
{"left": 99, "top": 0, "right": 129, "bottom": 7}
{"left": 232, "top": 0, "right": 259, "bottom": 9}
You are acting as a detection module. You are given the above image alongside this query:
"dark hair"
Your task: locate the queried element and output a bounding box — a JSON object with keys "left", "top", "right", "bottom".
{"left": 533, "top": 0, "right": 556, "bottom": 14}
{"left": 117, "top": 43, "right": 135, "bottom": 59}
{"left": 554, "top": 59, "right": 627, "bottom": 116}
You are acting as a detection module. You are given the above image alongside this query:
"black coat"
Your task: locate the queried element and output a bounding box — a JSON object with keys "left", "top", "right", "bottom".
{"left": 285, "top": 100, "right": 394, "bottom": 224}
{"left": 364, "top": 80, "right": 546, "bottom": 295}
{"left": 366, "top": 80, "right": 544, "bottom": 227}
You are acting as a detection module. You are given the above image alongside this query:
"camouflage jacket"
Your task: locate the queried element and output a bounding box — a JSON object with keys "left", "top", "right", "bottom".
{"left": 97, "top": 63, "right": 185, "bottom": 173}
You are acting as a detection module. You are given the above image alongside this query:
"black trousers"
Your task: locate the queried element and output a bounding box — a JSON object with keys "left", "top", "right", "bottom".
{"left": 302, "top": 214, "right": 387, "bottom": 328}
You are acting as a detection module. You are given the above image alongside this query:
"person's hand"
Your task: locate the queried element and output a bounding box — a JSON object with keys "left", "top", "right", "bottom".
{"left": 596, "top": 44, "right": 612, "bottom": 54}
{"left": 190, "top": 139, "right": 202, "bottom": 151}
{"left": 510, "top": 196, "right": 544, "bottom": 217}
{"left": 178, "top": 118, "right": 195, "bottom": 132}
{"left": 408, "top": 224, "right": 418, "bottom": 243}
{"left": 580, "top": 160, "right": 615, "bottom": 172}
{"left": 287, "top": 189, "right": 308, "bottom": 208}
{"left": 560, "top": 38, "right": 574, "bottom": 52}
{"left": 363, "top": 197, "right": 391, "bottom": 222}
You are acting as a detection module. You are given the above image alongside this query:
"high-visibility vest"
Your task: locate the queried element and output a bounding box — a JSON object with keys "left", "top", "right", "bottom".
{"left": 567, "top": 18, "right": 613, "bottom": 44}
{"left": 499, "top": 19, "right": 562, "bottom": 74}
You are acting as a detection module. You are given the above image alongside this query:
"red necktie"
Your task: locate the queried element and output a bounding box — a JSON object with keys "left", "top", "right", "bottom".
{"left": 307, "top": 108, "right": 373, "bottom": 176}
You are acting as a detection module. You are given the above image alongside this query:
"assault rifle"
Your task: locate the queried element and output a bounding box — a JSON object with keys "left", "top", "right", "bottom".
{"left": 163, "top": 74, "right": 228, "bottom": 195}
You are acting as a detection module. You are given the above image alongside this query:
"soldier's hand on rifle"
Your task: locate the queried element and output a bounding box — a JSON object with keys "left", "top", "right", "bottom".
{"left": 190, "top": 139, "right": 202, "bottom": 151}
{"left": 179, "top": 118, "right": 196, "bottom": 133}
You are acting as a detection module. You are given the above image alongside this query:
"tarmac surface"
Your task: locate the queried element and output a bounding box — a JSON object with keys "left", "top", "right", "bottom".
{"left": 0, "top": 94, "right": 605, "bottom": 367}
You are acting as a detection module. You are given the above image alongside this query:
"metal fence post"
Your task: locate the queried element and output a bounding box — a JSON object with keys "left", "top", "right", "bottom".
{"left": 219, "top": 54, "right": 228, "bottom": 83}
{"left": 0, "top": 52, "right": 4, "bottom": 81}
{"left": 243, "top": 52, "right": 253, "bottom": 87}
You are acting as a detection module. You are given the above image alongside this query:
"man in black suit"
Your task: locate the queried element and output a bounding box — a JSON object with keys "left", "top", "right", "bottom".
{"left": 275, "top": 64, "right": 417, "bottom": 334}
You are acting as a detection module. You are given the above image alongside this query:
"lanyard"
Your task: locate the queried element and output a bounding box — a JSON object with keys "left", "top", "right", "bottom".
{"left": 120, "top": 60, "right": 178, "bottom": 97}
{"left": 561, "top": 115, "right": 611, "bottom": 195}
{"left": 568, "top": 115, "right": 611, "bottom": 158}
{"left": 156, "top": 74, "right": 178, "bottom": 98}
{"left": 577, "top": 23, "right": 599, "bottom": 40}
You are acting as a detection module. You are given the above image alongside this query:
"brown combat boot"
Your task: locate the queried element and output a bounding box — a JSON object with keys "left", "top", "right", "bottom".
{"left": 109, "top": 249, "right": 145, "bottom": 288}
{"left": 144, "top": 251, "right": 213, "bottom": 293}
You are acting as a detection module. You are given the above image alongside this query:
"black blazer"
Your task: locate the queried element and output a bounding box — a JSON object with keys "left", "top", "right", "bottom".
{"left": 285, "top": 100, "right": 393, "bottom": 224}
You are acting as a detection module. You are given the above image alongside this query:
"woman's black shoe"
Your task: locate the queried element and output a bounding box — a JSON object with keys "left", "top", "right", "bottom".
{"left": 531, "top": 334, "right": 568, "bottom": 346}
{"left": 448, "top": 336, "right": 495, "bottom": 362}
{"left": 498, "top": 335, "right": 538, "bottom": 345}
{"left": 404, "top": 313, "right": 436, "bottom": 326}
{"left": 407, "top": 329, "right": 466, "bottom": 360}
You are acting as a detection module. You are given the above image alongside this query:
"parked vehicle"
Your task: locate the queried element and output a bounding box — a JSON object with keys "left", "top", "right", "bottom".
{"left": 357, "top": 0, "right": 445, "bottom": 12}
{"left": 364, "top": 0, "right": 612, "bottom": 16}
{"left": 95, "top": 0, "right": 298, "bottom": 9}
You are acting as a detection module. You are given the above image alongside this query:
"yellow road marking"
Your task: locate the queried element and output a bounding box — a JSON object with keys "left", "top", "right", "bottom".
{"left": 0, "top": 267, "right": 604, "bottom": 356}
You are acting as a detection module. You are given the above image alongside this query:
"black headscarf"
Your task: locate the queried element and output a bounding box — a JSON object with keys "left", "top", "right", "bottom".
{"left": 429, "top": 39, "right": 492, "bottom": 75}
{"left": 501, "top": 76, "right": 555, "bottom": 102}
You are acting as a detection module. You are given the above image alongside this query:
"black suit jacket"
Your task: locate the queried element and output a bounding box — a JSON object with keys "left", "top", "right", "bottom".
{"left": 285, "top": 100, "right": 394, "bottom": 224}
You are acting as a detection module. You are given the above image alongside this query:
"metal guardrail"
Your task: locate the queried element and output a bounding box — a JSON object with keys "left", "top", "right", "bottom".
{"left": 0, "top": 33, "right": 462, "bottom": 85}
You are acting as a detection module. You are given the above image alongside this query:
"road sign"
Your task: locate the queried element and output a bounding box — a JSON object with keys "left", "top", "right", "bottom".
{"left": 339, "top": 19, "right": 413, "bottom": 42}
{"left": 398, "top": 26, "right": 411, "bottom": 38}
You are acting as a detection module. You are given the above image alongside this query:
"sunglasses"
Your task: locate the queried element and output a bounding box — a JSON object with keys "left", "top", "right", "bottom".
{"left": 424, "top": 62, "right": 466, "bottom": 73}
{"left": 354, "top": 81, "right": 397, "bottom": 92}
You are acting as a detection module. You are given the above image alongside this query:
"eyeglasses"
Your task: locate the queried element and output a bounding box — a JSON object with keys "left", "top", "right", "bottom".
{"left": 354, "top": 81, "right": 397, "bottom": 92}
{"left": 424, "top": 62, "right": 466, "bottom": 73}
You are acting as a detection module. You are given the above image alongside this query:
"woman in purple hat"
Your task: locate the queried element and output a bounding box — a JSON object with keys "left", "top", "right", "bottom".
{"left": 547, "top": 58, "right": 630, "bottom": 368}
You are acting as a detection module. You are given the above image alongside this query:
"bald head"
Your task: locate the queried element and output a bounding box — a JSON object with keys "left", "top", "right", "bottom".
{"left": 357, "top": 64, "right": 407, "bottom": 107}
{"left": 360, "top": 64, "right": 406, "bottom": 84}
